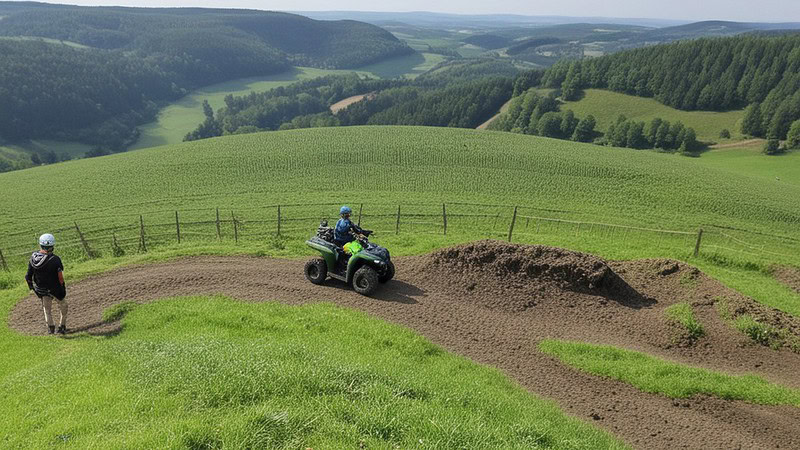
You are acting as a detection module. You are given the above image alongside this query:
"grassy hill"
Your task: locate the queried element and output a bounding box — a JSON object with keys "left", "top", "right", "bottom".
{"left": 1, "top": 126, "right": 796, "bottom": 237}
{"left": 558, "top": 89, "right": 745, "bottom": 143}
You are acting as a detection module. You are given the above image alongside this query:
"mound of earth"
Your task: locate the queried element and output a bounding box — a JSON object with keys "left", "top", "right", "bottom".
{"left": 410, "top": 240, "right": 649, "bottom": 312}
{"left": 773, "top": 265, "right": 800, "bottom": 295}
{"left": 7, "top": 243, "right": 800, "bottom": 449}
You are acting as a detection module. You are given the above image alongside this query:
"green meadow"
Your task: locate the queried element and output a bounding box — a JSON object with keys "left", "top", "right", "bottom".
{"left": 559, "top": 89, "right": 746, "bottom": 143}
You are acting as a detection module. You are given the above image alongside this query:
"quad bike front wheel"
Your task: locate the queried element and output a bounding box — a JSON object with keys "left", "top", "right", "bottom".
{"left": 305, "top": 258, "right": 327, "bottom": 285}
{"left": 352, "top": 266, "right": 379, "bottom": 296}
{"left": 379, "top": 261, "right": 395, "bottom": 283}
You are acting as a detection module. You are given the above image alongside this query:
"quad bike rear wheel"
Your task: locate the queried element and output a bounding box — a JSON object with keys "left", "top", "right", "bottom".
{"left": 304, "top": 258, "right": 327, "bottom": 285}
{"left": 352, "top": 266, "right": 379, "bottom": 296}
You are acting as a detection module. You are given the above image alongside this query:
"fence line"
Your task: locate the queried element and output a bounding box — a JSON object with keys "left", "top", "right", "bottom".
{"left": 1, "top": 201, "right": 797, "bottom": 270}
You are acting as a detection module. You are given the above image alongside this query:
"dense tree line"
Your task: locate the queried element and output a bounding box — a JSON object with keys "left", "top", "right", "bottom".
{"left": 505, "top": 37, "right": 562, "bottom": 55}
{"left": 540, "top": 34, "right": 800, "bottom": 139}
{"left": 185, "top": 74, "right": 401, "bottom": 140}
{"left": 600, "top": 116, "right": 699, "bottom": 152}
{"left": 487, "top": 90, "right": 596, "bottom": 142}
{"left": 186, "top": 61, "right": 519, "bottom": 139}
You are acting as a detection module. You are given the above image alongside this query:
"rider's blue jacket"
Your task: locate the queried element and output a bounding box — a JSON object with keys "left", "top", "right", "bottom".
{"left": 335, "top": 218, "right": 356, "bottom": 244}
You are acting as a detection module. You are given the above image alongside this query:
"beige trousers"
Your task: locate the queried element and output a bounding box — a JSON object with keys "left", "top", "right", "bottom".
{"left": 41, "top": 295, "right": 67, "bottom": 328}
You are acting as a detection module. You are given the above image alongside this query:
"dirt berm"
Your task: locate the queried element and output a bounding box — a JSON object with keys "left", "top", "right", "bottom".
{"left": 9, "top": 240, "right": 800, "bottom": 449}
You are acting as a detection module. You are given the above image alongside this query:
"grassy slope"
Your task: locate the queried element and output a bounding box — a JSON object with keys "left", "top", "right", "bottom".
{"left": 355, "top": 52, "right": 446, "bottom": 79}
{"left": 2, "top": 127, "right": 796, "bottom": 237}
{"left": 559, "top": 89, "right": 745, "bottom": 143}
{"left": 1, "top": 126, "right": 797, "bottom": 315}
{"left": 696, "top": 145, "right": 800, "bottom": 188}
{"left": 0, "top": 290, "right": 624, "bottom": 448}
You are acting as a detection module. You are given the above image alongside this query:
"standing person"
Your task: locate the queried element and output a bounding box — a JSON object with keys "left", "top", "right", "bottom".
{"left": 24, "top": 234, "right": 67, "bottom": 335}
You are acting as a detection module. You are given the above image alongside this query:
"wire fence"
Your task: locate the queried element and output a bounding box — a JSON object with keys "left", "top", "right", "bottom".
{"left": 1, "top": 201, "right": 797, "bottom": 271}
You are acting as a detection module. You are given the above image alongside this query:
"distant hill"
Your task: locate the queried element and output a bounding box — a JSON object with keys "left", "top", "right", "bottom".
{"left": 0, "top": 2, "right": 412, "bottom": 164}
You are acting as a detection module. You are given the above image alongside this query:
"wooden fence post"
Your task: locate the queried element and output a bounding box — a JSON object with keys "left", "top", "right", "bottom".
{"left": 442, "top": 203, "right": 448, "bottom": 236}
{"left": 175, "top": 211, "right": 181, "bottom": 244}
{"left": 694, "top": 228, "right": 704, "bottom": 257}
{"left": 232, "top": 211, "right": 238, "bottom": 244}
{"left": 0, "top": 249, "right": 8, "bottom": 272}
{"left": 74, "top": 221, "right": 95, "bottom": 258}
{"left": 357, "top": 203, "right": 363, "bottom": 227}
{"left": 508, "top": 206, "right": 518, "bottom": 243}
{"left": 395, "top": 205, "right": 401, "bottom": 235}
{"left": 277, "top": 205, "right": 282, "bottom": 237}
{"left": 215, "top": 208, "right": 221, "bottom": 241}
{"left": 139, "top": 215, "right": 147, "bottom": 253}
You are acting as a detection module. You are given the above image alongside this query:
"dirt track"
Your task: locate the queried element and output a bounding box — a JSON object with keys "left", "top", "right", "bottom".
{"left": 774, "top": 265, "right": 800, "bottom": 295}
{"left": 9, "top": 241, "right": 800, "bottom": 449}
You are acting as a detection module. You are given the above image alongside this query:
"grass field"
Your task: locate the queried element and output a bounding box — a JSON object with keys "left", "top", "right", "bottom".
{"left": 0, "top": 140, "right": 93, "bottom": 171}
{"left": 696, "top": 144, "right": 799, "bottom": 188}
{"left": 559, "top": 89, "right": 746, "bottom": 143}
{"left": 0, "top": 292, "right": 625, "bottom": 448}
{"left": 1, "top": 127, "right": 798, "bottom": 315}
{"left": 0, "top": 35, "right": 88, "bottom": 48}
{"left": 539, "top": 340, "right": 800, "bottom": 406}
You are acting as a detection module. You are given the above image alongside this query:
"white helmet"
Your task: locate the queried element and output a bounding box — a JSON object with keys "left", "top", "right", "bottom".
{"left": 39, "top": 233, "right": 55, "bottom": 247}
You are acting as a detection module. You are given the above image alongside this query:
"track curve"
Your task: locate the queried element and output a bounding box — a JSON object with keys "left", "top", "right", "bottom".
{"left": 9, "top": 248, "right": 800, "bottom": 449}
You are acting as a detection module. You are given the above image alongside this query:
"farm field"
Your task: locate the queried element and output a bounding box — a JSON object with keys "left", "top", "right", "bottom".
{"left": 558, "top": 89, "right": 746, "bottom": 143}
{"left": 353, "top": 52, "right": 447, "bottom": 79}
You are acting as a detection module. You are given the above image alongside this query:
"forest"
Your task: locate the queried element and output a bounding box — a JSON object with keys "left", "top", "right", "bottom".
{"left": 0, "top": 3, "right": 411, "bottom": 152}
{"left": 540, "top": 34, "right": 800, "bottom": 140}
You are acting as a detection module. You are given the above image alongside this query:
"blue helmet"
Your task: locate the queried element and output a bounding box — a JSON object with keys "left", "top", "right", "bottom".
{"left": 340, "top": 206, "right": 352, "bottom": 215}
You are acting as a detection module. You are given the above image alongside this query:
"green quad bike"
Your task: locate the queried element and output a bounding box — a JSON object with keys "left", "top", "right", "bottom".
{"left": 304, "top": 220, "right": 395, "bottom": 296}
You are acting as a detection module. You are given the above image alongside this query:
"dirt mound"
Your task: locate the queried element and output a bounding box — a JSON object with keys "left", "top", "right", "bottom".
{"left": 7, "top": 246, "right": 800, "bottom": 449}
{"left": 411, "top": 240, "right": 648, "bottom": 312}
{"left": 773, "top": 265, "right": 800, "bottom": 295}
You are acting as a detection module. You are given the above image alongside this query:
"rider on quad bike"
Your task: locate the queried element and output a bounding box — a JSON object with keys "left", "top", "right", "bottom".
{"left": 304, "top": 206, "right": 395, "bottom": 296}
{"left": 334, "top": 205, "right": 360, "bottom": 247}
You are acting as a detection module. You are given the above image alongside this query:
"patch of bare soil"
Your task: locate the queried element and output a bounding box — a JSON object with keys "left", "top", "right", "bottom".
{"left": 9, "top": 240, "right": 800, "bottom": 449}
{"left": 709, "top": 138, "right": 765, "bottom": 150}
{"left": 329, "top": 93, "right": 376, "bottom": 114}
{"left": 773, "top": 265, "right": 800, "bottom": 295}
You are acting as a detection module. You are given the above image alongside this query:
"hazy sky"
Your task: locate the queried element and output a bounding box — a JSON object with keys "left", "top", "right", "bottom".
{"left": 11, "top": 0, "right": 800, "bottom": 23}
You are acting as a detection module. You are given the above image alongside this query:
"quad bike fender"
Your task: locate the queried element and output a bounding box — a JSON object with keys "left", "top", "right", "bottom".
{"left": 346, "top": 251, "right": 387, "bottom": 284}
{"left": 305, "top": 239, "right": 337, "bottom": 270}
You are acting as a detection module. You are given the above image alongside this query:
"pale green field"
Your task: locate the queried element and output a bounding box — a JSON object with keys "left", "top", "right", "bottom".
{"left": 697, "top": 145, "right": 800, "bottom": 188}
{"left": 0, "top": 140, "right": 93, "bottom": 169}
{"left": 132, "top": 67, "right": 372, "bottom": 150}
{"left": 0, "top": 35, "right": 88, "bottom": 48}
{"left": 355, "top": 52, "right": 446, "bottom": 79}
{"left": 559, "top": 89, "right": 746, "bottom": 143}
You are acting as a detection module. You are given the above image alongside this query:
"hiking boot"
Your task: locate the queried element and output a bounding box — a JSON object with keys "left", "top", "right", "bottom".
{"left": 57, "top": 325, "right": 66, "bottom": 335}
{"left": 48, "top": 326, "right": 55, "bottom": 335}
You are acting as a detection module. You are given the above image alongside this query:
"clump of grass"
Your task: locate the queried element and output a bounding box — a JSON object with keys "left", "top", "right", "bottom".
{"left": 678, "top": 272, "right": 699, "bottom": 289}
{"left": 102, "top": 301, "right": 138, "bottom": 322}
{"left": 665, "top": 302, "right": 705, "bottom": 340}
{"left": 734, "top": 315, "right": 793, "bottom": 351}
{"left": 0, "top": 271, "right": 18, "bottom": 290}
{"left": 539, "top": 339, "right": 800, "bottom": 406}
{"left": 714, "top": 297, "right": 800, "bottom": 353}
